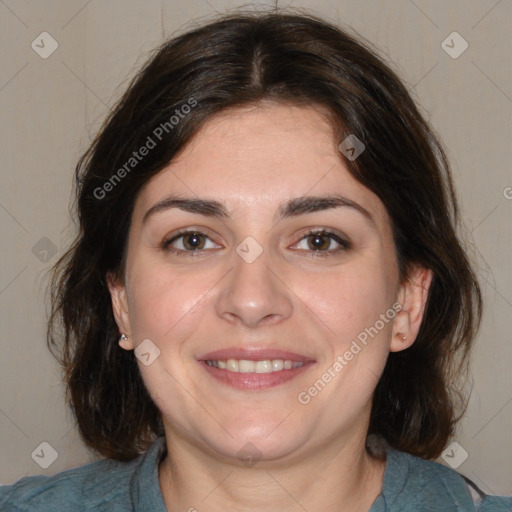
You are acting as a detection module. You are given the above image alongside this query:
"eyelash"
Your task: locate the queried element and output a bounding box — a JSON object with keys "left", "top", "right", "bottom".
{"left": 161, "top": 228, "right": 351, "bottom": 258}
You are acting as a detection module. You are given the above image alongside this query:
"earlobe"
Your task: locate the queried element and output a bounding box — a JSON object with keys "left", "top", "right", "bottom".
{"left": 107, "top": 272, "right": 134, "bottom": 350}
{"left": 390, "top": 266, "right": 433, "bottom": 352}
{"left": 118, "top": 333, "right": 133, "bottom": 351}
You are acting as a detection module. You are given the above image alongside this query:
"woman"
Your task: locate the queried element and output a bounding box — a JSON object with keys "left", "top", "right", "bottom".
{"left": 1, "top": 11, "right": 510, "bottom": 512}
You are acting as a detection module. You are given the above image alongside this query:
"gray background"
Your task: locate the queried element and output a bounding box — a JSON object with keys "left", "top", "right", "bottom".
{"left": 0, "top": 0, "right": 511, "bottom": 496}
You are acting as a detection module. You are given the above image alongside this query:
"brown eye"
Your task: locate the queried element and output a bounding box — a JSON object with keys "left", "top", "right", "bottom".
{"left": 293, "top": 230, "right": 351, "bottom": 256}
{"left": 162, "top": 230, "right": 220, "bottom": 256}
{"left": 182, "top": 232, "right": 206, "bottom": 250}
{"left": 306, "top": 233, "right": 332, "bottom": 251}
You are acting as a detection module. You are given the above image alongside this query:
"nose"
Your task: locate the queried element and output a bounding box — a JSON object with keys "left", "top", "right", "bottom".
{"left": 215, "top": 243, "right": 293, "bottom": 328}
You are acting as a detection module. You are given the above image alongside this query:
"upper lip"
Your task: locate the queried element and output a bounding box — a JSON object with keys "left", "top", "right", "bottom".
{"left": 199, "top": 347, "right": 315, "bottom": 363}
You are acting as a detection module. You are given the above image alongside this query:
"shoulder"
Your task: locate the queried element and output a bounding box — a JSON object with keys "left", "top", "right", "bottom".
{"left": 0, "top": 457, "right": 136, "bottom": 512}
{"left": 0, "top": 437, "right": 167, "bottom": 512}
{"left": 381, "top": 448, "right": 512, "bottom": 511}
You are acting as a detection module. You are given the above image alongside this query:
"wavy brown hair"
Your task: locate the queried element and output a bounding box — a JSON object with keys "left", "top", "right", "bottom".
{"left": 48, "top": 11, "right": 482, "bottom": 461}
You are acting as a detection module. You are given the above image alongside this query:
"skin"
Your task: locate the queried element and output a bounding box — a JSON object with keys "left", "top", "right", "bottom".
{"left": 109, "top": 102, "right": 432, "bottom": 511}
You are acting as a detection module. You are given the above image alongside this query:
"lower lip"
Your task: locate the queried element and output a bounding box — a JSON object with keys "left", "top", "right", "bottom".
{"left": 200, "top": 361, "right": 315, "bottom": 390}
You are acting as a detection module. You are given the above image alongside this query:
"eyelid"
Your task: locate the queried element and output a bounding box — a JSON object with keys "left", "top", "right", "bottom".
{"left": 290, "top": 228, "right": 351, "bottom": 253}
{"left": 161, "top": 228, "right": 221, "bottom": 250}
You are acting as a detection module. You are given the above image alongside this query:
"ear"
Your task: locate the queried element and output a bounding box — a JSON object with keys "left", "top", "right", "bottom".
{"left": 390, "top": 265, "right": 433, "bottom": 352}
{"left": 107, "top": 271, "right": 135, "bottom": 350}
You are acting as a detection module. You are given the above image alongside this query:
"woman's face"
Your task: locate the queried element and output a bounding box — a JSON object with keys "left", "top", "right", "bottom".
{"left": 110, "top": 103, "right": 428, "bottom": 465}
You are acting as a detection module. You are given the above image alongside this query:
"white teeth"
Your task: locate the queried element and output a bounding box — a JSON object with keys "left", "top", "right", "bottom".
{"left": 239, "top": 360, "right": 255, "bottom": 373}
{"left": 272, "top": 359, "right": 284, "bottom": 371}
{"left": 255, "top": 360, "right": 273, "bottom": 373}
{"left": 206, "top": 359, "right": 304, "bottom": 373}
{"left": 226, "top": 359, "right": 239, "bottom": 372}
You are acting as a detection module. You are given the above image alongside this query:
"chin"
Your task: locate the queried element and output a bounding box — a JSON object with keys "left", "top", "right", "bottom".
{"left": 202, "top": 419, "right": 309, "bottom": 466}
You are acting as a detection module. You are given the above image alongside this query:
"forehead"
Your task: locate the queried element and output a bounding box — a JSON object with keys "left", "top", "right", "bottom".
{"left": 134, "top": 103, "right": 389, "bottom": 227}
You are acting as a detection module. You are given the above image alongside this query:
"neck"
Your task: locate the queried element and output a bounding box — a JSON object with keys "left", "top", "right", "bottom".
{"left": 158, "top": 429, "right": 386, "bottom": 512}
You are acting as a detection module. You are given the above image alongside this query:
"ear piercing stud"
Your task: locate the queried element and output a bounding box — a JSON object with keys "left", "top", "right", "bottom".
{"left": 118, "top": 333, "right": 132, "bottom": 350}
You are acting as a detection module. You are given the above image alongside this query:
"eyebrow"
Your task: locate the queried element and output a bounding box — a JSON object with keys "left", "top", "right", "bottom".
{"left": 142, "top": 194, "right": 375, "bottom": 227}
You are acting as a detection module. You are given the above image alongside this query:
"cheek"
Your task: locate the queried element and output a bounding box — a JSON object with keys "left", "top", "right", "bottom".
{"left": 126, "top": 260, "right": 210, "bottom": 340}
{"left": 124, "top": 262, "right": 213, "bottom": 413}
{"left": 302, "top": 266, "right": 392, "bottom": 331}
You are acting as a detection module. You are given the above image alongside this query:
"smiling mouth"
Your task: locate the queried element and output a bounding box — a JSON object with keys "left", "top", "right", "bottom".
{"left": 206, "top": 359, "right": 304, "bottom": 373}
{"left": 199, "top": 359, "right": 315, "bottom": 392}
